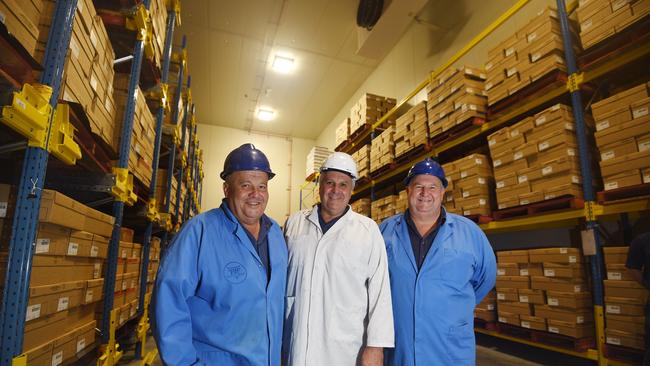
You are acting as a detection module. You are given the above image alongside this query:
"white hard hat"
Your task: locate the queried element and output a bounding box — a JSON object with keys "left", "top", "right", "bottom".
{"left": 320, "top": 152, "right": 359, "bottom": 180}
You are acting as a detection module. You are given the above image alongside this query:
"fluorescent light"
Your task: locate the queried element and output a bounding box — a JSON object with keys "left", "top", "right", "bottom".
{"left": 257, "top": 107, "right": 275, "bottom": 121}
{"left": 272, "top": 54, "right": 295, "bottom": 73}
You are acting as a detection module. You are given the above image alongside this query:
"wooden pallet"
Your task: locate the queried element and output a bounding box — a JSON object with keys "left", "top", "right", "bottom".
{"left": 474, "top": 318, "right": 498, "bottom": 331}
{"left": 597, "top": 183, "right": 650, "bottom": 203}
{"left": 465, "top": 214, "right": 493, "bottom": 225}
{"left": 370, "top": 162, "right": 395, "bottom": 179}
{"left": 496, "top": 323, "right": 595, "bottom": 352}
{"left": 355, "top": 176, "right": 371, "bottom": 187}
{"left": 395, "top": 142, "right": 432, "bottom": 164}
{"left": 430, "top": 116, "right": 486, "bottom": 145}
{"left": 603, "top": 344, "right": 645, "bottom": 365}
{"left": 488, "top": 69, "right": 568, "bottom": 119}
{"left": 492, "top": 195, "right": 584, "bottom": 221}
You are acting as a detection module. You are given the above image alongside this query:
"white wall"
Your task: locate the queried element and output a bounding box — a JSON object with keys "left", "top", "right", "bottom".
{"left": 197, "top": 124, "right": 315, "bottom": 224}
{"left": 316, "top": 0, "right": 556, "bottom": 148}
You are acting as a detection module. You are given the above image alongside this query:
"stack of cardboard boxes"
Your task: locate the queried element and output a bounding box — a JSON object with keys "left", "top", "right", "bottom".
{"left": 488, "top": 104, "right": 586, "bottom": 210}
{"left": 0, "top": 188, "right": 113, "bottom": 364}
{"left": 370, "top": 126, "right": 395, "bottom": 173}
{"left": 592, "top": 82, "right": 650, "bottom": 190}
{"left": 475, "top": 289, "right": 497, "bottom": 322}
{"left": 577, "top": 0, "right": 649, "bottom": 50}
{"left": 306, "top": 146, "right": 331, "bottom": 179}
{"left": 441, "top": 154, "right": 493, "bottom": 216}
{"left": 154, "top": 169, "right": 177, "bottom": 214}
{"left": 335, "top": 118, "right": 350, "bottom": 147}
{"left": 495, "top": 250, "right": 536, "bottom": 326}
{"left": 349, "top": 93, "right": 396, "bottom": 136}
{"left": 351, "top": 198, "right": 371, "bottom": 217}
{"left": 371, "top": 195, "right": 397, "bottom": 224}
{"left": 395, "top": 190, "right": 408, "bottom": 214}
{"left": 603, "top": 246, "right": 647, "bottom": 350}
{"left": 485, "top": 7, "right": 573, "bottom": 106}
{"left": 530, "top": 247, "right": 594, "bottom": 338}
{"left": 352, "top": 145, "right": 370, "bottom": 180}
{"left": 147, "top": 237, "right": 161, "bottom": 294}
{"left": 114, "top": 73, "right": 157, "bottom": 187}
{"left": 394, "top": 102, "right": 429, "bottom": 157}
{"left": 38, "top": 0, "right": 118, "bottom": 153}
{"left": 149, "top": 0, "right": 168, "bottom": 70}
{"left": 427, "top": 66, "right": 487, "bottom": 137}
{"left": 0, "top": 0, "right": 42, "bottom": 57}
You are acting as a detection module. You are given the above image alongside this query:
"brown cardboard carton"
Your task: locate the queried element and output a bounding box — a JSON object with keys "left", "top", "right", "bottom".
{"left": 603, "top": 245, "right": 628, "bottom": 265}
{"left": 606, "top": 264, "right": 636, "bottom": 281}
{"left": 518, "top": 289, "right": 546, "bottom": 305}
{"left": 599, "top": 137, "right": 639, "bottom": 161}
{"left": 497, "top": 310, "right": 520, "bottom": 325}
{"left": 39, "top": 190, "right": 87, "bottom": 231}
{"left": 605, "top": 296, "right": 645, "bottom": 316}
{"left": 595, "top": 114, "right": 650, "bottom": 148}
{"left": 498, "top": 301, "right": 533, "bottom": 316}
{"left": 606, "top": 314, "right": 646, "bottom": 335}
{"left": 546, "top": 291, "right": 592, "bottom": 308}
{"left": 519, "top": 263, "right": 544, "bottom": 276}
{"left": 519, "top": 191, "right": 544, "bottom": 206}
{"left": 24, "top": 340, "right": 52, "bottom": 365}
{"left": 496, "top": 288, "right": 519, "bottom": 302}
{"left": 494, "top": 158, "right": 528, "bottom": 181}
{"left": 600, "top": 150, "right": 650, "bottom": 177}
{"left": 35, "top": 223, "right": 71, "bottom": 256}
{"left": 497, "top": 263, "right": 520, "bottom": 277}
{"left": 535, "top": 304, "right": 593, "bottom": 324}
{"left": 75, "top": 320, "right": 97, "bottom": 355}
{"left": 520, "top": 315, "right": 547, "bottom": 331}
{"left": 51, "top": 327, "right": 77, "bottom": 365}
{"left": 604, "top": 280, "right": 649, "bottom": 300}
{"left": 532, "top": 276, "right": 585, "bottom": 293}
{"left": 474, "top": 308, "right": 496, "bottom": 322}
{"left": 83, "top": 278, "right": 104, "bottom": 305}
{"left": 529, "top": 247, "right": 582, "bottom": 264}
{"left": 68, "top": 231, "right": 93, "bottom": 257}
{"left": 30, "top": 256, "right": 103, "bottom": 286}
{"left": 495, "top": 172, "right": 518, "bottom": 190}
{"left": 602, "top": 169, "right": 642, "bottom": 191}
{"left": 497, "top": 250, "right": 529, "bottom": 263}
{"left": 594, "top": 107, "right": 633, "bottom": 132}
{"left": 496, "top": 276, "right": 531, "bottom": 290}
{"left": 547, "top": 319, "right": 595, "bottom": 338}
{"left": 606, "top": 329, "right": 645, "bottom": 350}
{"left": 27, "top": 280, "right": 85, "bottom": 320}
{"left": 543, "top": 262, "right": 586, "bottom": 279}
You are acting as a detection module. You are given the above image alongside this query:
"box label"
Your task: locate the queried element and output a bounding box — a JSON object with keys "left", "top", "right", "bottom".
{"left": 85, "top": 290, "right": 94, "bottom": 304}
{"left": 94, "top": 263, "right": 101, "bottom": 278}
{"left": 89, "top": 29, "right": 98, "bottom": 48}
{"left": 68, "top": 242, "right": 79, "bottom": 256}
{"left": 596, "top": 120, "right": 610, "bottom": 131}
{"left": 0, "top": 201, "right": 7, "bottom": 217}
{"left": 478, "top": 177, "right": 486, "bottom": 185}
{"left": 567, "top": 149, "right": 575, "bottom": 156}
{"left": 560, "top": 248, "right": 568, "bottom": 254}
{"left": 498, "top": 316, "right": 507, "bottom": 323}
{"left": 545, "top": 269, "right": 555, "bottom": 277}
{"left": 574, "top": 285, "right": 582, "bottom": 292}
{"left": 521, "top": 321, "right": 530, "bottom": 328}
{"left": 70, "top": 38, "right": 80, "bottom": 60}
{"left": 606, "top": 305, "right": 621, "bottom": 314}
{"left": 571, "top": 175, "right": 580, "bottom": 184}
{"left": 496, "top": 181, "right": 505, "bottom": 189}
{"left": 527, "top": 32, "right": 538, "bottom": 43}
{"left": 520, "top": 269, "right": 529, "bottom": 276}
{"left": 487, "top": 304, "right": 494, "bottom": 310}
{"left": 122, "top": 281, "right": 127, "bottom": 291}
{"left": 91, "top": 245, "right": 99, "bottom": 257}
{"left": 633, "top": 106, "right": 649, "bottom": 119}
{"left": 545, "top": 194, "right": 556, "bottom": 199}
{"left": 35, "top": 238, "right": 51, "bottom": 254}
{"left": 548, "top": 326, "right": 559, "bottom": 334}
{"left": 510, "top": 129, "right": 520, "bottom": 137}
{"left": 57, "top": 296, "right": 69, "bottom": 311}
{"left": 497, "top": 293, "right": 506, "bottom": 300}
{"left": 493, "top": 159, "right": 502, "bottom": 167}
{"left": 26, "top": 304, "right": 41, "bottom": 321}
{"left": 569, "top": 255, "right": 577, "bottom": 263}
{"left": 485, "top": 62, "right": 493, "bottom": 71}
{"left": 644, "top": 174, "right": 650, "bottom": 183}
{"left": 479, "top": 199, "right": 486, "bottom": 206}
{"left": 518, "top": 175, "right": 528, "bottom": 183}
{"left": 52, "top": 351, "right": 63, "bottom": 366}
{"left": 506, "top": 68, "right": 517, "bottom": 77}
{"left": 460, "top": 171, "right": 468, "bottom": 179}
{"left": 607, "top": 337, "right": 622, "bottom": 346}
{"left": 514, "top": 151, "right": 523, "bottom": 161}
{"left": 542, "top": 166, "right": 553, "bottom": 175}
{"left": 612, "top": 0, "right": 629, "bottom": 11}
{"left": 583, "top": 19, "right": 593, "bottom": 31}
{"left": 638, "top": 141, "right": 650, "bottom": 152}
{"left": 0, "top": 11, "right": 6, "bottom": 24}
{"left": 536, "top": 116, "right": 546, "bottom": 126}
{"left": 605, "top": 181, "right": 619, "bottom": 191}
{"left": 608, "top": 271, "right": 622, "bottom": 280}
{"left": 576, "top": 315, "right": 584, "bottom": 324}
{"left": 538, "top": 141, "right": 550, "bottom": 151}
{"left": 463, "top": 191, "right": 470, "bottom": 198}
{"left": 505, "top": 47, "right": 515, "bottom": 57}
{"left": 497, "top": 269, "right": 506, "bottom": 276}
{"left": 548, "top": 298, "right": 559, "bottom": 306}
{"left": 520, "top": 199, "right": 530, "bottom": 205}
{"left": 519, "top": 295, "right": 529, "bottom": 303}
{"left": 77, "top": 338, "right": 86, "bottom": 353}
{"left": 531, "top": 52, "right": 542, "bottom": 63}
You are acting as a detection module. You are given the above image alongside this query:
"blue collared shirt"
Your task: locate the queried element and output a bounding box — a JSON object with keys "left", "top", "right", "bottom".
{"left": 224, "top": 200, "right": 272, "bottom": 281}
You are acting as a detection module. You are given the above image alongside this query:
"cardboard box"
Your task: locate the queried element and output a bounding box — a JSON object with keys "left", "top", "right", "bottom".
{"left": 475, "top": 308, "right": 497, "bottom": 322}
{"left": 497, "top": 250, "right": 529, "bottom": 264}
{"left": 600, "top": 149, "right": 650, "bottom": 177}
{"left": 606, "top": 314, "right": 646, "bottom": 335}
{"left": 518, "top": 289, "right": 546, "bottom": 304}
{"left": 23, "top": 303, "right": 94, "bottom": 353}
{"left": 605, "top": 296, "right": 645, "bottom": 316}
{"left": 24, "top": 340, "right": 52, "bottom": 365}
{"left": 520, "top": 315, "right": 547, "bottom": 331}
{"left": 606, "top": 264, "right": 636, "bottom": 281}
{"left": 83, "top": 278, "right": 104, "bottom": 305}
{"left": 83, "top": 207, "right": 114, "bottom": 237}
{"left": 606, "top": 329, "right": 645, "bottom": 350}
{"left": 34, "top": 223, "right": 71, "bottom": 256}
{"left": 498, "top": 301, "right": 533, "bottom": 316}
{"left": 30, "top": 256, "right": 103, "bottom": 286}
{"left": 532, "top": 276, "right": 585, "bottom": 293}
{"left": 497, "top": 263, "right": 521, "bottom": 276}
{"left": 26, "top": 280, "right": 85, "bottom": 321}
{"left": 497, "top": 311, "right": 520, "bottom": 325}
{"left": 529, "top": 247, "right": 582, "bottom": 264}
{"left": 496, "top": 288, "right": 519, "bottom": 302}
{"left": 91, "top": 234, "right": 109, "bottom": 259}
{"left": 604, "top": 280, "right": 649, "bottom": 300}
{"left": 535, "top": 304, "right": 593, "bottom": 324}
{"left": 546, "top": 291, "right": 592, "bottom": 308}
{"left": 39, "top": 190, "right": 87, "bottom": 231}
{"left": 543, "top": 262, "right": 586, "bottom": 278}
{"left": 496, "top": 276, "right": 531, "bottom": 289}
{"left": 548, "top": 319, "right": 595, "bottom": 338}
{"left": 599, "top": 137, "right": 638, "bottom": 161}
{"left": 75, "top": 320, "right": 97, "bottom": 356}
{"left": 602, "top": 169, "right": 642, "bottom": 191}
{"left": 519, "top": 263, "right": 544, "bottom": 276}
{"left": 595, "top": 114, "right": 650, "bottom": 148}
{"left": 68, "top": 230, "right": 93, "bottom": 257}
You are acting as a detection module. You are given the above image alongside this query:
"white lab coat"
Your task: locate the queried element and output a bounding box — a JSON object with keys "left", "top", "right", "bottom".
{"left": 282, "top": 206, "right": 394, "bottom": 366}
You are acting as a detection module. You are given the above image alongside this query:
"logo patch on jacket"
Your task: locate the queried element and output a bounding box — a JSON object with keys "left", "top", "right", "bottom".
{"left": 224, "top": 262, "right": 247, "bottom": 283}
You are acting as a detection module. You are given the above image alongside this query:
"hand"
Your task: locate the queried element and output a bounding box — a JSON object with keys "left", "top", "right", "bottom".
{"left": 360, "top": 346, "right": 383, "bottom": 366}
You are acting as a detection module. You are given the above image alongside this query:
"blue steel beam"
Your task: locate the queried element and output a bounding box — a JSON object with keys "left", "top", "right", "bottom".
{"left": 0, "top": 1, "right": 78, "bottom": 364}
{"left": 135, "top": 8, "right": 177, "bottom": 358}
{"left": 101, "top": 0, "right": 152, "bottom": 344}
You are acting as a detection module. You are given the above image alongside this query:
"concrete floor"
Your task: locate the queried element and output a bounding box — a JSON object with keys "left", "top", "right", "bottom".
{"left": 120, "top": 333, "right": 597, "bottom": 366}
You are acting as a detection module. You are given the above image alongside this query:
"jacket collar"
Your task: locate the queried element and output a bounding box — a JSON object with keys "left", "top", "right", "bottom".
{"left": 395, "top": 207, "right": 453, "bottom": 272}
{"left": 306, "top": 204, "right": 352, "bottom": 234}
{"left": 220, "top": 200, "right": 264, "bottom": 263}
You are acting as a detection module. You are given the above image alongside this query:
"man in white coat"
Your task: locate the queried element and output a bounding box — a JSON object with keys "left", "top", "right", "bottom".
{"left": 283, "top": 152, "right": 394, "bottom": 366}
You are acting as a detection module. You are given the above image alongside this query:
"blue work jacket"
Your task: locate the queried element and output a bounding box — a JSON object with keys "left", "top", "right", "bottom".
{"left": 152, "top": 203, "right": 288, "bottom": 365}
{"left": 380, "top": 212, "right": 496, "bottom": 366}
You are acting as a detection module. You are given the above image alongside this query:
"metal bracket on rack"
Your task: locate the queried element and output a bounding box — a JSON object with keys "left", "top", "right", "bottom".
{"left": 136, "top": 293, "right": 158, "bottom": 365}
{"left": 126, "top": 4, "right": 154, "bottom": 59}
{"left": 566, "top": 72, "right": 584, "bottom": 93}
{"left": 146, "top": 198, "right": 160, "bottom": 222}
{"left": 48, "top": 103, "right": 82, "bottom": 165}
{"left": 159, "top": 212, "right": 172, "bottom": 232}
{"left": 180, "top": 150, "right": 187, "bottom": 169}
{"left": 184, "top": 87, "right": 192, "bottom": 108}
{"left": 111, "top": 167, "right": 137, "bottom": 205}
{"left": 1, "top": 83, "right": 53, "bottom": 149}
{"left": 583, "top": 200, "right": 597, "bottom": 222}
{"left": 146, "top": 83, "right": 170, "bottom": 112}
{"left": 166, "top": 0, "right": 182, "bottom": 26}
{"left": 172, "top": 49, "right": 187, "bottom": 73}
{"left": 97, "top": 309, "right": 123, "bottom": 366}
{"left": 11, "top": 355, "right": 26, "bottom": 366}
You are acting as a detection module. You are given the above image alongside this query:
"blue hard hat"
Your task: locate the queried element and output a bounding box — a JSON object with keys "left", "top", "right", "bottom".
{"left": 404, "top": 157, "right": 448, "bottom": 187}
{"left": 220, "top": 143, "right": 275, "bottom": 180}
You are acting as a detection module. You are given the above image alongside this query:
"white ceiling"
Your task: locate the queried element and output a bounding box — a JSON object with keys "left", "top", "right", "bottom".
{"left": 174, "top": 0, "right": 383, "bottom": 139}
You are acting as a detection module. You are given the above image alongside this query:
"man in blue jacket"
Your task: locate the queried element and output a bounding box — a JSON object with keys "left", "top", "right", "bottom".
{"left": 152, "top": 143, "right": 288, "bottom": 365}
{"left": 380, "top": 157, "right": 496, "bottom": 366}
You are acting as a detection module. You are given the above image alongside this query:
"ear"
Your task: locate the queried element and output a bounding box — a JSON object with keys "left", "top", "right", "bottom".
{"left": 223, "top": 181, "right": 229, "bottom": 198}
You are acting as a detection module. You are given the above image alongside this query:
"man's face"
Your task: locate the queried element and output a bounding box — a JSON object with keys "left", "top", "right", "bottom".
{"left": 406, "top": 174, "right": 445, "bottom": 216}
{"left": 319, "top": 171, "right": 353, "bottom": 218}
{"left": 223, "top": 170, "right": 269, "bottom": 225}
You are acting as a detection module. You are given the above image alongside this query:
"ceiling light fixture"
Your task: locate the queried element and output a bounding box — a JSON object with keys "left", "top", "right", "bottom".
{"left": 257, "top": 107, "right": 275, "bottom": 121}
{"left": 271, "top": 54, "right": 295, "bottom": 73}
